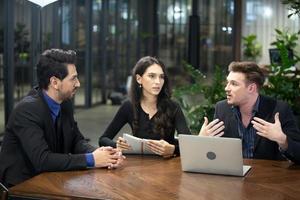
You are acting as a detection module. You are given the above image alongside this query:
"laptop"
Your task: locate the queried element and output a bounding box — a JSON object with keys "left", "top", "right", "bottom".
{"left": 178, "top": 134, "right": 251, "bottom": 176}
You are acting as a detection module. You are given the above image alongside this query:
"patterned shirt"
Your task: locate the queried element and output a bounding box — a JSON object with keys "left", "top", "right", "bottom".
{"left": 232, "top": 96, "right": 260, "bottom": 158}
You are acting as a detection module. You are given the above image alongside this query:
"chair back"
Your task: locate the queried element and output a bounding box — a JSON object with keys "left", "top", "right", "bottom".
{"left": 0, "top": 182, "right": 8, "bottom": 200}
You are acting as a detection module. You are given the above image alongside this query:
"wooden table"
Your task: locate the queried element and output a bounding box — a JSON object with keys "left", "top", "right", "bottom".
{"left": 8, "top": 155, "right": 300, "bottom": 200}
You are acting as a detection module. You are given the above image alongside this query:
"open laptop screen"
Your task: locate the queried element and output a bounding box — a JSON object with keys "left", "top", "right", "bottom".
{"left": 178, "top": 135, "right": 251, "bottom": 176}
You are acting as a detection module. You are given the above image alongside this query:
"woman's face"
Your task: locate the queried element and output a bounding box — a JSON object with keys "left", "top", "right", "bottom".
{"left": 136, "top": 64, "right": 165, "bottom": 98}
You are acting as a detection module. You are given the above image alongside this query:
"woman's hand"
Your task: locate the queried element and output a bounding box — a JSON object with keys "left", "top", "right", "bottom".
{"left": 146, "top": 139, "right": 175, "bottom": 158}
{"left": 116, "top": 137, "right": 132, "bottom": 151}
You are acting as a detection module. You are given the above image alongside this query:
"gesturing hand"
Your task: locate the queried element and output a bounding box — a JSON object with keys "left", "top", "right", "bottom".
{"left": 251, "top": 112, "right": 288, "bottom": 149}
{"left": 146, "top": 140, "right": 175, "bottom": 158}
{"left": 198, "top": 117, "right": 225, "bottom": 137}
{"left": 92, "top": 147, "right": 125, "bottom": 169}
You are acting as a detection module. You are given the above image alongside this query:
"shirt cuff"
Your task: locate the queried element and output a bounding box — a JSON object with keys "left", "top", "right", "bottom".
{"left": 278, "top": 146, "right": 293, "bottom": 161}
{"left": 85, "top": 153, "right": 95, "bottom": 168}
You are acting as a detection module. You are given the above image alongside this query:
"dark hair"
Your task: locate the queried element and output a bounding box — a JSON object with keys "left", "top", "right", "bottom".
{"left": 130, "top": 56, "right": 173, "bottom": 137}
{"left": 228, "top": 61, "right": 265, "bottom": 90}
{"left": 37, "top": 49, "right": 77, "bottom": 89}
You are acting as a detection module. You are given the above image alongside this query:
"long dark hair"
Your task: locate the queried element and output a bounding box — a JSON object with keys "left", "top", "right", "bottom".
{"left": 130, "top": 56, "right": 174, "bottom": 137}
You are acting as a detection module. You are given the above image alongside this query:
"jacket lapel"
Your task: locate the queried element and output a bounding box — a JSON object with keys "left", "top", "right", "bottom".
{"left": 253, "top": 96, "right": 276, "bottom": 152}
{"left": 222, "top": 103, "right": 240, "bottom": 138}
{"left": 37, "top": 89, "right": 58, "bottom": 151}
{"left": 228, "top": 113, "right": 240, "bottom": 138}
{"left": 61, "top": 100, "right": 74, "bottom": 153}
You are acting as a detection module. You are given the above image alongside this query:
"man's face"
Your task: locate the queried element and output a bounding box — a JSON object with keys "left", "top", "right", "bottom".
{"left": 225, "top": 71, "right": 253, "bottom": 106}
{"left": 57, "top": 64, "right": 80, "bottom": 101}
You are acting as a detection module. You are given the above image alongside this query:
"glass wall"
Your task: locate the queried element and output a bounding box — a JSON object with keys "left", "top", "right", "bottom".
{"left": 61, "top": 0, "right": 72, "bottom": 48}
{"left": 42, "top": 3, "right": 61, "bottom": 49}
{"left": 74, "top": 0, "right": 86, "bottom": 106}
{"left": 3, "top": 0, "right": 236, "bottom": 103}
{"left": 14, "top": 0, "right": 33, "bottom": 101}
{"left": 1, "top": 0, "right": 300, "bottom": 128}
{"left": 92, "top": 0, "right": 102, "bottom": 104}
{"left": 106, "top": 0, "right": 118, "bottom": 103}
{"left": 198, "top": 0, "right": 234, "bottom": 72}
{"left": 118, "top": 0, "right": 138, "bottom": 93}
{"left": 0, "top": 0, "right": 240, "bottom": 122}
{"left": 92, "top": 0, "right": 138, "bottom": 105}
{"left": 157, "top": 0, "right": 234, "bottom": 85}
{"left": 0, "top": 0, "right": 36, "bottom": 130}
{"left": 106, "top": 0, "right": 138, "bottom": 100}
{"left": 158, "top": 0, "right": 191, "bottom": 69}
{"left": 0, "top": 0, "right": 4, "bottom": 133}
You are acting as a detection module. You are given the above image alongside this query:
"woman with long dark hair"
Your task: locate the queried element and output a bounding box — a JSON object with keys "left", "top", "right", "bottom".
{"left": 99, "top": 56, "right": 190, "bottom": 157}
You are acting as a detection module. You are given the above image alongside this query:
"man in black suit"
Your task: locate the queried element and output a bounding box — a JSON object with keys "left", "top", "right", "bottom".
{"left": 199, "top": 61, "right": 300, "bottom": 163}
{"left": 0, "top": 49, "right": 125, "bottom": 187}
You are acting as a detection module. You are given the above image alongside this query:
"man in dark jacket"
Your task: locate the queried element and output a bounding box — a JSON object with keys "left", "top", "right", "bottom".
{"left": 199, "top": 61, "right": 300, "bottom": 163}
{"left": 0, "top": 49, "right": 124, "bottom": 187}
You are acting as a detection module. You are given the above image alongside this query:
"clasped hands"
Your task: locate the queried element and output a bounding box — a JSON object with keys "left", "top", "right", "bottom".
{"left": 92, "top": 146, "right": 125, "bottom": 169}
{"left": 116, "top": 136, "right": 175, "bottom": 158}
{"left": 198, "top": 113, "right": 288, "bottom": 150}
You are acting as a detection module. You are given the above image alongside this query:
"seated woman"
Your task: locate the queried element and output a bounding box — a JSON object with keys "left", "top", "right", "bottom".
{"left": 99, "top": 56, "right": 191, "bottom": 157}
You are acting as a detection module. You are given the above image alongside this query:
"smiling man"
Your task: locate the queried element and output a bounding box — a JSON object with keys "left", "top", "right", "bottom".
{"left": 199, "top": 61, "right": 300, "bottom": 163}
{"left": 0, "top": 49, "right": 124, "bottom": 187}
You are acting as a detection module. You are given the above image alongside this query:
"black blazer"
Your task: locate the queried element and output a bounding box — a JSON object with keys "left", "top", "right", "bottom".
{"left": 0, "top": 88, "right": 96, "bottom": 186}
{"left": 214, "top": 95, "right": 300, "bottom": 163}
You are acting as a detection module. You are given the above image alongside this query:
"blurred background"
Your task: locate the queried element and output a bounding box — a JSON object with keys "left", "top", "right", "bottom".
{"left": 0, "top": 0, "right": 299, "bottom": 137}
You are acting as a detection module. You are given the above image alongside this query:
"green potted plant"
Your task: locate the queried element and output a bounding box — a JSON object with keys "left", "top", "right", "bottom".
{"left": 282, "top": 0, "right": 300, "bottom": 18}
{"left": 173, "top": 62, "right": 226, "bottom": 133}
{"left": 263, "top": 29, "right": 300, "bottom": 116}
{"left": 242, "top": 34, "right": 262, "bottom": 61}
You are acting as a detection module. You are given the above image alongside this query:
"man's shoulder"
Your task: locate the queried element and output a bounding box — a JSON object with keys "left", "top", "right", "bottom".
{"left": 8, "top": 92, "right": 46, "bottom": 125}
{"left": 15, "top": 92, "right": 42, "bottom": 111}
{"left": 216, "top": 99, "right": 230, "bottom": 108}
{"left": 259, "top": 95, "right": 289, "bottom": 110}
{"left": 215, "top": 99, "right": 232, "bottom": 114}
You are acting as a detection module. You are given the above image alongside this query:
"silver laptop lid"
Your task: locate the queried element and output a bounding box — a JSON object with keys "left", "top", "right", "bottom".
{"left": 179, "top": 134, "right": 250, "bottom": 176}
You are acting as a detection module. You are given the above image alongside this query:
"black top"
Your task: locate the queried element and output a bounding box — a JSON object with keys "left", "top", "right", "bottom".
{"left": 99, "top": 100, "right": 191, "bottom": 155}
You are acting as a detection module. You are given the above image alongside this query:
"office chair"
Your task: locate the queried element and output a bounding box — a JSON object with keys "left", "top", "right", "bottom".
{"left": 0, "top": 182, "right": 8, "bottom": 200}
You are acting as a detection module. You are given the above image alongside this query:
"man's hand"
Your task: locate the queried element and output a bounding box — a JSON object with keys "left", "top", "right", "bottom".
{"left": 146, "top": 140, "right": 175, "bottom": 158}
{"left": 198, "top": 117, "right": 225, "bottom": 137}
{"left": 108, "top": 150, "right": 126, "bottom": 169}
{"left": 251, "top": 112, "right": 288, "bottom": 150}
{"left": 92, "top": 147, "right": 125, "bottom": 169}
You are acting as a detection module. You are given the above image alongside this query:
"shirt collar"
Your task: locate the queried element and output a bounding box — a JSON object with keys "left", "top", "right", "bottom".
{"left": 231, "top": 95, "right": 260, "bottom": 116}
{"left": 42, "top": 91, "right": 61, "bottom": 119}
{"left": 252, "top": 95, "right": 260, "bottom": 114}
